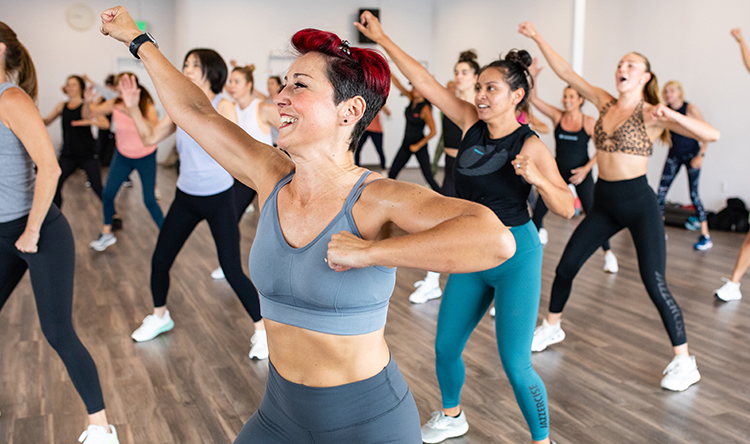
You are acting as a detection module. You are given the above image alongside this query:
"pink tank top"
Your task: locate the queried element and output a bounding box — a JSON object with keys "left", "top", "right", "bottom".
{"left": 112, "top": 108, "right": 157, "bottom": 159}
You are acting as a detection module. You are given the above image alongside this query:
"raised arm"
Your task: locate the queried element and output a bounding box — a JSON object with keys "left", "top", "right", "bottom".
{"left": 389, "top": 73, "right": 413, "bottom": 101}
{"left": 81, "top": 83, "right": 116, "bottom": 119}
{"left": 381, "top": 104, "right": 391, "bottom": 117}
{"left": 259, "top": 101, "right": 280, "bottom": 130}
{"left": 515, "top": 137, "right": 575, "bottom": 219}
{"left": 650, "top": 103, "right": 719, "bottom": 143}
{"left": 732, "top": 28, "right": 750, "bottom": 74}
{"left": 118, "top": 75, "right": 172, "bottom": 145}
{"left": 519, "top": 21, "right": 611, "bottom": 109}
{"left": 356, "top": 11, "right": 478, "bottom": 131}
{"left": 100, "top": 7, "right": 292, "bottom": 192}
{"left": 42, "top": 101, "right": 64, "bottom": 126}
{"left": 0, "top": 87, "right": 61, "bottom": 253}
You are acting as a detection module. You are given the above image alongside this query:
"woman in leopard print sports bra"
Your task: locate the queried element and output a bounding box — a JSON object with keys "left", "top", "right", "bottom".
{"left": 520, "top": 21, "right": 719, "bottom": 392}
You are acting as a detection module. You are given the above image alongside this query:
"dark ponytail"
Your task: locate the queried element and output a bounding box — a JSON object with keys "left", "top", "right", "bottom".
{"left": 479, "top": 49, "right": 534, "bottom": 110}
{"left": 0, "top": 21, "right": 38, "bottom": 101}
{"left": 456, "top": 49, "right": 480, "bottom": 74}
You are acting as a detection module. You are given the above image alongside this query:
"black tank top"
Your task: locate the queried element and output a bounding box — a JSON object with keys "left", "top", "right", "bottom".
{"left": 442, "top": 113, "right": 462, "bottom": 149}
{"left": 402, "top": 100, "right": 430, "bottom": 145}
{"left": 454, "top": 121, "right": 537, "bottom": 227}
{"left": 554, "top": 115, "right": 590, "bottom": 172}
{"left": 668, "top": 102, "right": 700, "bottom": 157}
{"left": 61, "top": 102, "right": 97, "bottom": 159}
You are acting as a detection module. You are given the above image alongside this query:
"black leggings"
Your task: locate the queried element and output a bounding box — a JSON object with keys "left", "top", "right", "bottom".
{"left": 54, "top": 156, "right": 103, "bottom": 209}
{"left": 151, "top": 188, "right": 262, "bottom": 322}
{"left": 549, "top": 176, "right": 686, "bottom": 346}
{"left": 533, "top": 167, "right": 610, "bottom": 251}
{"left": 389, "top": 143, "right": 440, "bottom": 191}
{"left": 0, "top": 205, "right": 104, "bottom": 414}
{"left": 442, "top": 154, "right": 456, "bottom": 197}
{"left": 232, "top": 179, "right": 257, "bottom": 222}
{"left": 355, "top": 131, "right": 386, "bottom": 169}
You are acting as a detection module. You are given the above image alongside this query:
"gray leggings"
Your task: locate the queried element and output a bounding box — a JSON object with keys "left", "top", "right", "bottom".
{"left": 235, "top": 358, "right": 421, "bottom": 443}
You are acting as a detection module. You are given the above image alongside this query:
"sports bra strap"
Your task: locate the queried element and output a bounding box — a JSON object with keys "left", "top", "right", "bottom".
{"left": 343, "top": 171, "right": 379, "bottom": 213}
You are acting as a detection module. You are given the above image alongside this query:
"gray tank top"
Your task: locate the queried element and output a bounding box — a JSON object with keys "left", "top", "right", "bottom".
{"left": 248, "top": 170, "right": 396, "bottom": 335}
{"left": 0, "top": 82, "right": 35, "bottom": 222}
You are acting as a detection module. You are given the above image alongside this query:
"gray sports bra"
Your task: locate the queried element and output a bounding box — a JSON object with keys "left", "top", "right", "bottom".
{"left": 248, "top": 171, "right": 396, "bottom": 336}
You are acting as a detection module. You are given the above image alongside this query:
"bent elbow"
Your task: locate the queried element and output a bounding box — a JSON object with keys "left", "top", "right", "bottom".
{"left": 494, "top": 228, "right": 517, "bottom": 265}
{"left": 708, "top": 130, "right": 720, "bottom": 143}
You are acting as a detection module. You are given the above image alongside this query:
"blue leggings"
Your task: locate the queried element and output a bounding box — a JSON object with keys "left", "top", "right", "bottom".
{"left": 657, "top": 152, "right": 706, "bottom": 222}
{"left": 436, "top": 221, "right": 549, "bottom": 441}
{"left": 102, "top": 150, "right": 163, "bottom": 227}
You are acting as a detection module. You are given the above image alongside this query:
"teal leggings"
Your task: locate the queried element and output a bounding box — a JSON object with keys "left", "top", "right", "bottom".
{"left": 436, "top": 221, "right": 549, "bottom": 441}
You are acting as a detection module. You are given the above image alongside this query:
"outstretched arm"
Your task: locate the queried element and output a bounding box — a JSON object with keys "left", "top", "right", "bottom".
{"left": 99, "top": 6, "right": 292, "bottom": 193}
{"left": 732, "top": 28, "right": 750, "bottom": 74}
{"left": 527, "top": 58, "right": 563, "bottom": 125}
{"left": 356, "top": 11, "right": 478, "bottom": 132}
{"left": 42, "top": 102, "right": 64, "bottom": 126}
{"left": 519, "top": 21, "right": 611, "bottom": 109}
{"left": 390, "top": 73, "right": 413, "bottom": 101}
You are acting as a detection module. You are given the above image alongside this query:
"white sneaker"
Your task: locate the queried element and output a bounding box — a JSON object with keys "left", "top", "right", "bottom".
{"left": 78, "top": 425, "right": 119, "bottom": 444}
{"left": 409, "top": 275, "right": 442, "bottom": 304}
{"left": 531, "top": 319, "right": 565, "bottom": 352}
{"left": 248, "top": 330, "right": 269, "bottom": 360}
{"left": 603, "top": 250, "right": 619, "bottom": 273}
{"left": 420, "top": 411, "right": 469, "bottom": 443}
{"left": 90, "top": 233, "right": 116, "bottom": 251}
{"left": 489, "top": 306, "right": 495, "bottom": 317}
{"left": 131, "top": 310, "right": 175, "bottom": 342}
{"left": 538, "top": 228, "right": 549, "bottom": 245}
{"left": 660, "top": 355, "right": 700, "bottom": 391}
{"left": 715, "top": 279, "right": 741, "bottom": 301}
{"left": 211, "top": 266, "right": 225, "bottom": 280}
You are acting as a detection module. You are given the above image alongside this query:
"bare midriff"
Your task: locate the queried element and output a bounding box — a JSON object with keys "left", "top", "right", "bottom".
{"left": 264, "top": 319, "right": 391, "bottom": 387}
{"left": 595, "top": 150, "right": 649, "bottom": 181}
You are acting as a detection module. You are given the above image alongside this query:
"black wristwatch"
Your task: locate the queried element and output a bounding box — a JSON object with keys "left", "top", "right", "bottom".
{"left": 129, "top": 32, "right": 158, "bottom": 59}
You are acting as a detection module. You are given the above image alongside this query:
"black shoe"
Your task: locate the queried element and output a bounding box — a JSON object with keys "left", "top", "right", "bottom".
{"left": 112, "top": 217, "right": 123, "bottom": 231}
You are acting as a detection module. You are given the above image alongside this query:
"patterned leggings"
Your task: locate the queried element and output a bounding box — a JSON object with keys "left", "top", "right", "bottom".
{"left": 657, "top": 152, "right": 706, "bottom": 222}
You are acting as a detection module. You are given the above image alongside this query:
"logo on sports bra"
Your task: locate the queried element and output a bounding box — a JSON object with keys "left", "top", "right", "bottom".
{"left": 558, "top": 134, "right": 578, "bottom": 141}
{"left": 456, "top": 144, "right": 509, "bottom": 176}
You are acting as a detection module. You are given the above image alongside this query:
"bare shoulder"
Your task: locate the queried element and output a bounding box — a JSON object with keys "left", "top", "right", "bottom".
{"left": 0, "top": 87, "right": 35, "bottom": 123}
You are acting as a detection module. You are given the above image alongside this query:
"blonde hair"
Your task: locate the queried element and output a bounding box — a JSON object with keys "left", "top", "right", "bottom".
{"left": 232, "top": 64, "right": 256, "bottom": 92}
{"left": 662, "top": 80, "right": 684, "bottom": 102}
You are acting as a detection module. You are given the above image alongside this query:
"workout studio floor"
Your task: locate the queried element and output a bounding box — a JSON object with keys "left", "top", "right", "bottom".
{"left": 0, "top": 166, "right": 748, "bottom": 444}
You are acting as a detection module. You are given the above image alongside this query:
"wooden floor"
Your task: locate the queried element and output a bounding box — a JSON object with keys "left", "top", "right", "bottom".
{"left": 1, "top": 166, "right": 749, "bottom": 444}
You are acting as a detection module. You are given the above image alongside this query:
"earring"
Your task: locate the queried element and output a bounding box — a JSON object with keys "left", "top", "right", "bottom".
{"left": 344, "top": 119, "right": 348, "bottom": 123}
{"left": 639, "top": 80, "right": 644, "bottom": 85}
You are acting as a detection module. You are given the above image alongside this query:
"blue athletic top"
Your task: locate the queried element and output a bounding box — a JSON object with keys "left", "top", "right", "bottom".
{"left": 175, "top": 95, "right": 234, "bottom": 196}
{"left": 454, "top": 121, "right": 537, "bottom": 227}
{"left": 248, "top": 171, "right": 396, "bottom": 336}
{"left": 668, "top": 102, "right": 700, "bottom": 157}
{"left": 0, "top": 83, "right": 35, "bottom": 223}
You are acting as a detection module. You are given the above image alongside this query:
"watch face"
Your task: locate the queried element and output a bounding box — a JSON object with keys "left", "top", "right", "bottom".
{"left": 66, "top": 3, "right": 95, "bottom": 31}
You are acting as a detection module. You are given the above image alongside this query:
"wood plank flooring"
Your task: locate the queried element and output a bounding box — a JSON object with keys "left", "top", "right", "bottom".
{"left": 1, "top": 166, "right": 749, "bottom": 443}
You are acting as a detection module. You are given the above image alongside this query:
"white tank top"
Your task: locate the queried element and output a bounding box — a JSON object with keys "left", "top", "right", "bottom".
{"left": 236, "top": 98, "right": 273, "bottom": 145}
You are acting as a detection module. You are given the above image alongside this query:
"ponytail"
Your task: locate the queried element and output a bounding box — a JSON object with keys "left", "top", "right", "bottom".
{"left": 0, "top": 21, "right": 38, "bottom": 101}
{"left": 632, "top": 52, "right": 670, "bottom": 146}
{"left": 233, "top": 64, "right": 256, "bottom": 92}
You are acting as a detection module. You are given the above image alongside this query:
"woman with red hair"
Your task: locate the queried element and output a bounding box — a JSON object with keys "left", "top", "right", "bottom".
{"left": 99, "top": 6, "right": 516, "bottom": 442}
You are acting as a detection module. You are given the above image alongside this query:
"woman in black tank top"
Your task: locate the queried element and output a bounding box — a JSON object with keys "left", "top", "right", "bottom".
{"left": 387, "top": 74, "right": 440, "bottom": 191}
{"left": 42, "top": 75, "right": 108, "bottom": 209}
{"left": 528, "top": 77, "right": 618, "bottom": 273}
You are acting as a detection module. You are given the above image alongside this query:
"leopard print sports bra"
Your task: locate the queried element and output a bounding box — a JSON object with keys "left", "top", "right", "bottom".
{"left": 594, "top": 99, "right": 653, "bottom": 156}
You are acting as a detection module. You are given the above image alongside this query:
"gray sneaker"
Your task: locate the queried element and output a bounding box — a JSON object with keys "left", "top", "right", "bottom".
{"left": 421, "top": 411, "right": 469, "bottom": 443}
{"left": 89, "top": 233, "right": 116, "bottom": 251}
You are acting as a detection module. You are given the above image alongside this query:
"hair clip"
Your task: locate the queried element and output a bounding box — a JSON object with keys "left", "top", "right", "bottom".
{"left": 339, "top": 40, "right": 351, "bottom": 55}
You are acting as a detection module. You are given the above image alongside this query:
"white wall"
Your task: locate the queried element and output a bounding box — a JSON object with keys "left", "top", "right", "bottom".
{"left": 0, "top": 0, "right": 179, "bottom": 158}
{"left": 3, "top": 0, "right": 749, "bottom": 210}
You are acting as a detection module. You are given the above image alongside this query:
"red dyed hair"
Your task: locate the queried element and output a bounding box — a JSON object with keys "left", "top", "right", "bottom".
{"left": 292, "top": 28, "right": 390, "bottom": 151}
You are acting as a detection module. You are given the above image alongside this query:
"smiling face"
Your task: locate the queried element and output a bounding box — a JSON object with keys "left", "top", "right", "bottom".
{"left": 562, "top": 87, "right": 583, "bottom": 111}
{"left": 454, "top": 61, "right": 477, "bottom": 94}
{"left": 474, "top": 67, "right": 522, "bottom": 123}
{"left": 63, "top": 77, "right": 82, "bottom": 99}
{"left": 615, "top": 53, "right": 651, "bottom": 94}
{"left": 274, "top": 52, "right": 342, "bottom": 152}
{"left": 227, "top": 70, "right": 252, "bottom": 101}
